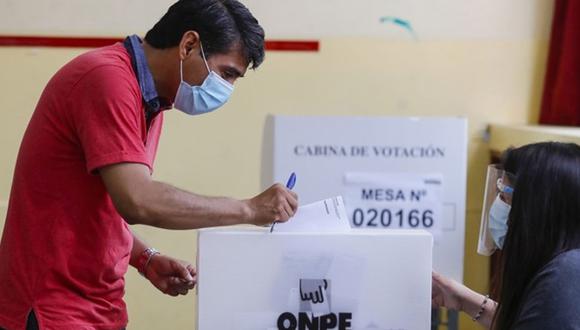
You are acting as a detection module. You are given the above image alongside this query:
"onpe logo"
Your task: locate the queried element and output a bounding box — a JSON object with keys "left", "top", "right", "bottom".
{"left": 300, "top": 279, "right": 329, "bottom": 306}
{"left": 277, "top": 279, "right": 352, "bottom": 330}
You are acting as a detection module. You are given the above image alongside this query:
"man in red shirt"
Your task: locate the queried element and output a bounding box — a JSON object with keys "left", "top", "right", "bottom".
{"left": 0, "top": 1, "right": 298, "bottom": 329}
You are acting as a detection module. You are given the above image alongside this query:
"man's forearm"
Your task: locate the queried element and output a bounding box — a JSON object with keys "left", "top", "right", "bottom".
{"left": 100, "top": 163, "right": 296, "bottom": 230}
{"left": 126, "top": 180, "right": 252, "bottom": 230}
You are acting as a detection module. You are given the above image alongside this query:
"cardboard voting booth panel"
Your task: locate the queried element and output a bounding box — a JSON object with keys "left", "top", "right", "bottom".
{"left": 197, "top": 229, "right": 432, "bottom": 330}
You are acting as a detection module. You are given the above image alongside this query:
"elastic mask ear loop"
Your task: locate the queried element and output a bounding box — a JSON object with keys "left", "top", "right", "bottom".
{"left": 199, "top": 42, "right": 211, "bottom": 74}
{"left": 179, "top": 59, "right": 185, "bottom": 82}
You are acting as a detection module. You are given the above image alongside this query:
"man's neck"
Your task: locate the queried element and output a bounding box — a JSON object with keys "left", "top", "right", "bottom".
{"left": 142, "top": 41, "right": 177, "bottom": 101}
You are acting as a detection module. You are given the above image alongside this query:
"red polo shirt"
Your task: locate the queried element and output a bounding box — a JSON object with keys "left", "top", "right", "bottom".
{"left": 0, "top": 43, "right": 163, "bottom": 329}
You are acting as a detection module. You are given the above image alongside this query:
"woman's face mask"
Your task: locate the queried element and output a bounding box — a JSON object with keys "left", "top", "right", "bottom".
{"left": 488, "top": 195, "right": 511, "bottom": 249}
{"left": 477, "top": 165, "right": 514, "bottom": 256}
{"left": 173, "top": 43, "right": 234, "bottom": 115}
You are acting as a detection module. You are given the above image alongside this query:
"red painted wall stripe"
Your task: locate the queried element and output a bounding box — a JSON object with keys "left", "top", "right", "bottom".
{"left": 0, "top": 35, "right": 319, "bottom": 52}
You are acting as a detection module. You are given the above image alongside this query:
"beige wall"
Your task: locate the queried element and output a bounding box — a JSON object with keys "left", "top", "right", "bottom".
{"left": 0, "top": 2, "right": 553, "bottom": 329}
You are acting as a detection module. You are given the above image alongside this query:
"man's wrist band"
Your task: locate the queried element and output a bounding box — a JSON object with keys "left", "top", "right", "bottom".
{"left": 137, "top": 247, "right": 160, "bottom": 277}
{"left": 472, "top": 294, "right": 490, "bottom": 321}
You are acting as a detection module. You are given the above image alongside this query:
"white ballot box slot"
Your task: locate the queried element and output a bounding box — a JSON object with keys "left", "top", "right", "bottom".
{"left": 272, "top": 196, "right": 351, "bottom": 233}
{"left": 197, "top": 229, "right": 432, "bottom": 330}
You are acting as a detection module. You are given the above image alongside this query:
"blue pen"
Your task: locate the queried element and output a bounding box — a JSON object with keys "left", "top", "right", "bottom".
{"left": 286, "top": 172, "right": 296, "bottom": 190}
{"left": 270, "top": 172, "right": 296, "bottom": 233}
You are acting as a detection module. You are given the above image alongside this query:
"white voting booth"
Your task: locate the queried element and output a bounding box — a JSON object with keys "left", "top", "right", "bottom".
{"left": 196, "top": 116, "right": 466, "bottom": 329}
{"left": 267, "top": 116, "right": 467, "bottom": 283}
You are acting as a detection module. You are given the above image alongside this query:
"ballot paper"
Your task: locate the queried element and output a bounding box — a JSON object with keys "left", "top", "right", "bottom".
{"left": 272, "top": 196, "right": 350, "bottom": 233}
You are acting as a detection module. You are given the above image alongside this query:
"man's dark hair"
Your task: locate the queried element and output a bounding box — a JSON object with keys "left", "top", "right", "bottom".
{"left": 145, "top": 0, "right": 265, "bottom": 69}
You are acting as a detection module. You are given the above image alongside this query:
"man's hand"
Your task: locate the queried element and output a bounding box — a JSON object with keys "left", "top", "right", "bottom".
{"left": 244, "top": 184, "right": 298, "bottom": 226}
{"left": 145, "top": 254, "right": 196, "bottom": 297}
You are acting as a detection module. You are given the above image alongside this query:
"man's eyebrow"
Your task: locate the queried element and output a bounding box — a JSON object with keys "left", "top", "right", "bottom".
{"left": 223, "top": 65, "right": 245, "bottom": 78}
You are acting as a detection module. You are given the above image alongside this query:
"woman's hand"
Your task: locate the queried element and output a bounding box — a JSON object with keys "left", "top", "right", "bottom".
{"left": 432, "top": 271, "right": 466, "bottom": 311}
{"left": 432, "top": 270, "right": 497, "bottom": 328}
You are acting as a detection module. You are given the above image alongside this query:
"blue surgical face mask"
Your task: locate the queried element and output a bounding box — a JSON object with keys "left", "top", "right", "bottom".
{"left": 174, "top": 44, "right": 234, "bottom": 115}
{"left": 488, "top": 195, "right": 511, "bottom": 249}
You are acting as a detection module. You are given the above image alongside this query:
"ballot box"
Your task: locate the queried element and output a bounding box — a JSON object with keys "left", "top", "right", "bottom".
{"left": 196, "top": 228, "right": 432, "bottom": 330}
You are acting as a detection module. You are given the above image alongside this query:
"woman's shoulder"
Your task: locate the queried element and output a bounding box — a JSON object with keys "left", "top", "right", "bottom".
{"left": 536, "top": 248, "right": 580, "bottom": 283}
{"left": 547, "top": 249, "right": 580, "bottom": 271}
{"left": 512, "top": 249, "right": 580, "bottom": 329}
{"left": 532, "top": 249, "right": 580, "bottom": 294}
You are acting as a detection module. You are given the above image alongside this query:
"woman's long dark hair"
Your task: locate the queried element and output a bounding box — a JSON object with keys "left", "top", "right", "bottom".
{"left": 493, "top": 142, "right": 580, "bottom": 329}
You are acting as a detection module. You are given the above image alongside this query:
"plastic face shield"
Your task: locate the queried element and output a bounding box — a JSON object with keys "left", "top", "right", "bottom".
{"left": 477, "top": 164, "right": 515, "bottom": 256}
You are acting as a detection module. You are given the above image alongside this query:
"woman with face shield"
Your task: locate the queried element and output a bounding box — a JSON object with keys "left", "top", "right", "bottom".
{"left": 432, "top": 142, "right": 580, "bottom": 329}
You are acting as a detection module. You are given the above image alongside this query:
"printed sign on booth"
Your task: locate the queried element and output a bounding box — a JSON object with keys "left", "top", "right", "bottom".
{"left": 343, "top": 172, "right": 443, "bottom": 238}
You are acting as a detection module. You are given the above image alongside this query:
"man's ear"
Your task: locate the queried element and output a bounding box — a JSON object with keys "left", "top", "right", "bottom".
{"left": 178, "top": 31, "right": 201, "bottom": 60}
